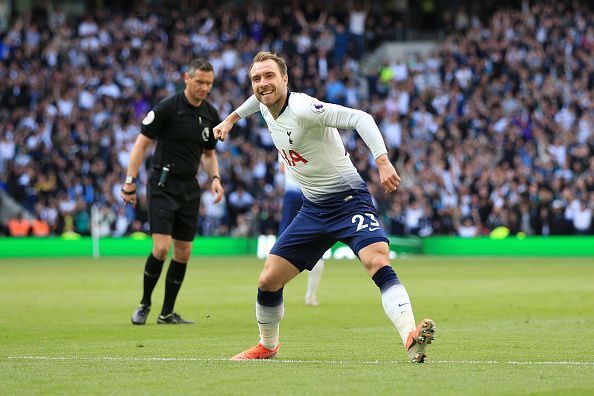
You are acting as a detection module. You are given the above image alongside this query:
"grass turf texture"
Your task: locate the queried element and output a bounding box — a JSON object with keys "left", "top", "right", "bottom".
{"left": 1, "top": 256, "right": 593, "bottom": 395}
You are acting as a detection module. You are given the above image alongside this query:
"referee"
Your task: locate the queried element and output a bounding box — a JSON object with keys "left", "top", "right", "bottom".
{"left": 121, "top": 58, "right": 224, "bottom": 325}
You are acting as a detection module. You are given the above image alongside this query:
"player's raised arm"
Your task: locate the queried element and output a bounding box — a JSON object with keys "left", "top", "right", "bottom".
{"left": 297, "top": 99, "right": 401, "bottom": 192}
{"left": 213, "top": 113, "right": 239, "bottom": 142}
{"left": 214, "top": 94, "right": 261, "bottom": 141}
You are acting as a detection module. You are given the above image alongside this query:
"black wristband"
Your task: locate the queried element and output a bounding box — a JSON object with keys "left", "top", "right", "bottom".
{"left": 211, "top": 175, "right": 221, "bottom": 182}
{"left": 121, "top": 189, "right": 136, "bottom": 195}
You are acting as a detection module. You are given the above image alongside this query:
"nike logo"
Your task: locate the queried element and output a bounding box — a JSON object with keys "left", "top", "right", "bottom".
{"left": 369, "top": 227, "right": 380, "bottom": 231}
{"left": 257, "top": 321, "right": 272, "bottom": 325}
{"left": 344, "top": 195, "right": 353, "bottom": 202}
{"left": 398, "top": 303, "right": 410, "bottom": 307}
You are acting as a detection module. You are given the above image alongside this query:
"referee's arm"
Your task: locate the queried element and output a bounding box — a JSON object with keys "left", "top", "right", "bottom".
{"left": 120, "top": 134, "right": 153, "bottom": 206}
{"left": 202, "top": 149, "right": 224, "bottom": 203}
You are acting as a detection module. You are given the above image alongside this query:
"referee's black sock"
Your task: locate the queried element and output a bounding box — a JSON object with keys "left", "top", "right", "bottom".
{"left": 140, "top": 254, "right": 165, "bottom": 307}
{"left": 161, "top": 259, "right": 187, "bottom": 315}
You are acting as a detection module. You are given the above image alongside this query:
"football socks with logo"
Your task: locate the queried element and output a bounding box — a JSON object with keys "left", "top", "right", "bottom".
{"left": 306, "top": 259, "right": 325, "bottom": 302}
{"left": 256, "top": 288, "right": 284, "bottom": 350}
{"left": 373, "top": 266, "right": 416, "bottom": 345}
{"left": 161, "top": 259, "right": 187, "bottom": 315}
{"left": 141, "top": 253, "right": 165, "bottom": 307}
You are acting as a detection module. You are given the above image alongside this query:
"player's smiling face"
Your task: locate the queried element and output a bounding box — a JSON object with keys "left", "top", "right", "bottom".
{"left": 250, "top": 59, "right": 288, "bottom": 112}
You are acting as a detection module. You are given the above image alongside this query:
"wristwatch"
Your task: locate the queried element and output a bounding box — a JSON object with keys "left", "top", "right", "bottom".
{"left": 125, "top": 176, "right": 137, "bottom": 184}
{"left": 212, "top": 175, "right": 221, "bottom": 182}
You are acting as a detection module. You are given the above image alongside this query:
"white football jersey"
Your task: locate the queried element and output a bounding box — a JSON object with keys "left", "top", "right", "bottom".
{"left": 279, "top": 154, "right": 302, "bottom": 193}
{"left": 237, "top": 92, "right": 387, "bottom": 202}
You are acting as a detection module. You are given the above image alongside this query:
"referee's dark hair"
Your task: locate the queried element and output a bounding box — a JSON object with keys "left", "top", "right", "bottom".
{"left": 187, "top": 58, "right": 214, "bottom": 76}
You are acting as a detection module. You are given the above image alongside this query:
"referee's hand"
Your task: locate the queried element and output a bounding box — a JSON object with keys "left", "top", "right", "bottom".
{"left": 211, "top": 178, "right": 224, "bottom": 204}
{"left": 120, "top": 183, "right": 137, "bottom": 207}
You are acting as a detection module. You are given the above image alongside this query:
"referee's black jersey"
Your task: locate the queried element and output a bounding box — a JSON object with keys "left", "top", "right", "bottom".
{"left": 140, "top": 91, "right": 221, "bottom": 177}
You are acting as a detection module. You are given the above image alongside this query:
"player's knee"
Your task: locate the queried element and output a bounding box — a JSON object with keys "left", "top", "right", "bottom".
{"left": 363, "top": 254, "right": 390, "bottom": 273}
{"left": 258, "top": 273, "right": 283, "bottom": 292}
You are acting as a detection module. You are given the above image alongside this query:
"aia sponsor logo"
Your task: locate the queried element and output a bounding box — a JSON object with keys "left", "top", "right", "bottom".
{"left": 280, "top": 149, "right": 308, "bottom": 166}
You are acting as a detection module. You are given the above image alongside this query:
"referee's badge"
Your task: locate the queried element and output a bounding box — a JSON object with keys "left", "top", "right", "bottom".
{"left": 142, "top": 110, "right": 155, "bottom": 125}
{"left": 202, "top": 127, "right": 210, "bottom": 141}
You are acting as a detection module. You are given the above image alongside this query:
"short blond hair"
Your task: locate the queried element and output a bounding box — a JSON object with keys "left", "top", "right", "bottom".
{"left": 250, "top": 51, "right": 288, "bottom": 76}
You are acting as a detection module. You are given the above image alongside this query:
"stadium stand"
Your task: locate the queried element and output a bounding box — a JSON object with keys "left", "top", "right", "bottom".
{"left": 0, "top": 1, "right": 592, "bottom": 237}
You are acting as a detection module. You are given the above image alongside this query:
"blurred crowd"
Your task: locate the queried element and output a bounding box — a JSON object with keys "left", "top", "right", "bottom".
{"left": 0, "top": 0, "right": 593, "bottom": 238}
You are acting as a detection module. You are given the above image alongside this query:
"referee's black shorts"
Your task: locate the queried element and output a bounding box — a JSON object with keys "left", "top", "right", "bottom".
{"left": 146, "top": 171, "right": 200, "bottom": 241}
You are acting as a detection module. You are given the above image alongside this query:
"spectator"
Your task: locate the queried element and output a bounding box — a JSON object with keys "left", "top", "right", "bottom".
{"left": 347, "top": 1, "right": 368, "bottom": 58}
{"left": 200, "top": 182, "right": 227, "bottom": 235}
{"left": 112, "top": 206, "right": 129, "bottom": 237}
{"left": 568, "top": 198, "right": 593, "bottom": 235}
{"left": 31, "top": 215, "right": 50, "bottom": 236}
{"left": 73, "top": 199, "right": 90, "bottom": 236}
{"left": 549, "top": 200, "right": 571, "bottom": 235}
{"left": 230, "top": 213, "right": 250, "bottom": 237}
{"left": 7, "top": 212, "right": 30, "bottom": 236}
{"left": 227, "top": 184, "right": 254, "bottom": 226}
{"left": 456, "top": 216, "right": 479, "bottom": 238}
{"left": 404, "top": 199, "right": 424, "bottom": 236}
{"left": 96, "top": 206, "right": 116, "bottom": 237}
{"left": 388, "top": 201, "right": 406, "bottom": 236}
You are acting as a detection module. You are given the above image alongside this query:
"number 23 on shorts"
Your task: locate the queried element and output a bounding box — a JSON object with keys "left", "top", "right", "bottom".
{"left": 352, "top": 213, "right": 380, "bottom": 232}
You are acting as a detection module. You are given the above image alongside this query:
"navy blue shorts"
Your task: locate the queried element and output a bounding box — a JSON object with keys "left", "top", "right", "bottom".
{"left": 270, "top": 189, "right": 389, "bottom": 271}
{"left": 279, "top": 190, "right": 304, "bottom": 234}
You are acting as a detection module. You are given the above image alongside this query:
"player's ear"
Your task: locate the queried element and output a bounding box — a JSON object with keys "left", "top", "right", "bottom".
{"left": 283, "top": 73, "right": 288, "bottom": 86}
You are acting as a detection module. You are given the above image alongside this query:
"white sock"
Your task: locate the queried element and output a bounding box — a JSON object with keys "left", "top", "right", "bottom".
{"left": 256, "top": 302, "right": 284, "bottom": 350}
{"left": 306, "top": 259, "right": 324, "bottom": 300}
{"left": 380, "top": 284, "right": 416, "bottom": 345}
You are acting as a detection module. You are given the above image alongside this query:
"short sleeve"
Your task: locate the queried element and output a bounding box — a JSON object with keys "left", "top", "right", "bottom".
{"left": 140, "top": 99, "right": 168, "bottom": 139}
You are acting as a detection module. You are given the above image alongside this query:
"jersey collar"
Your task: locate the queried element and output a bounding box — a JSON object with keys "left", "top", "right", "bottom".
{"left": 278, "top": 91, "right": 290, "bottom": 117}
{"left": 182, "top": 90, "right": 203, "bottom": 109}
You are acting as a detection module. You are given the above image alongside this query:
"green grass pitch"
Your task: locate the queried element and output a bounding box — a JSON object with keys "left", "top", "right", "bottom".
{"left": 1, "top": 255, "right": 593, "bottom": 395}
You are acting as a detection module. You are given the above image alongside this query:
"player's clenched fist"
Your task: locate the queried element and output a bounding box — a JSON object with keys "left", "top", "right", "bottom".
{"left": 213, "top": 120, "right": 233, "bottom": 141}
{"left": 376, "top": 154, "right": 401, "bottom": 193}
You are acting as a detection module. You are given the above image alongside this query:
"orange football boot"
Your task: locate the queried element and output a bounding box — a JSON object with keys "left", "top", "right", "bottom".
{"left": 405, "top": 318, "right": 436, "bottom": 363}
{"left": 230, "top": 343, "right": 280, "bottom": 361}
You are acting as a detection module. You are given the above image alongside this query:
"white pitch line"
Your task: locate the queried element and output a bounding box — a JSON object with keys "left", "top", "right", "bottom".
{"left": 6, "top": 356, "right": 594, "bottom": 366}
